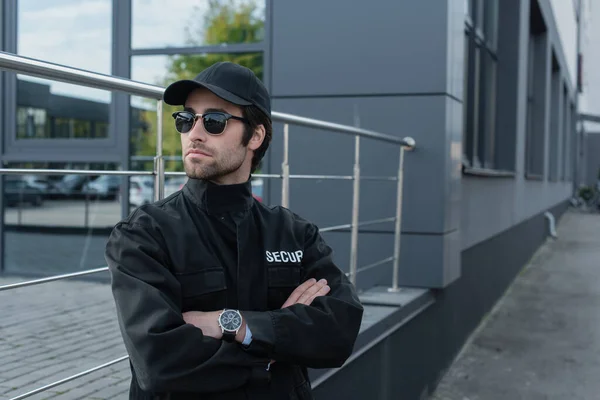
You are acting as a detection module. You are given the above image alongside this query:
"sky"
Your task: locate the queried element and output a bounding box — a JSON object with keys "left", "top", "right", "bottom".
{"left": 17, "top": 0, "right": 213, "bottom": 104}
{"left": 15, "top": 0, "right": 600, "bottom": 126}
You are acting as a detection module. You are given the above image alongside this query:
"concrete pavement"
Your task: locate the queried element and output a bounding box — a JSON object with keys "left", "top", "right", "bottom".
{"left": 431, "top": 210, "right": 600, "bottom": 400}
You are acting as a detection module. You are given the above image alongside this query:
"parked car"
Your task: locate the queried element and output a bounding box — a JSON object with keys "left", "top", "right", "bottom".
{"left": 164, "top": 176, "right": 188, "bottom": 197}
{"left": 129, "top": 176, "right": 155, "bottom": 207}
{"left": 20, "top": 175, "right": 55, "bottom": 198}
{"left": 251, "top": 178, "right": 264, "bottom": 202}
{"left": 82, "top": 175, "right": 121, "bottom": 200}
{"left": 55, "top": 174, "right": 97, "bottom": 198}
{"left": 3, "top": 178, "right": 44, "bottom": 207}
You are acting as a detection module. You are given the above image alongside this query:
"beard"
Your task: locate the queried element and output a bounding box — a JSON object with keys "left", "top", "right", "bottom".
{"left": 183, "top": 146, "right": 247, "bottom": 181}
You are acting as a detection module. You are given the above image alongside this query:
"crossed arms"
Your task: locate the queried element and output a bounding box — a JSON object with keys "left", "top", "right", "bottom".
{"left": 105, "top": 220, "right": 364, "bottom": 394}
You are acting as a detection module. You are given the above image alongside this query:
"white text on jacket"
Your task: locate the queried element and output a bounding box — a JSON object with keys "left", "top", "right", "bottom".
{"left": 265, "top": 250, "right": 304, "bottom": 263}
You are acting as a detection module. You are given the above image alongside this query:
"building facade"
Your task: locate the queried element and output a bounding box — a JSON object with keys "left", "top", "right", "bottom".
{"left": 1, "top": 0, "right": 598, "bottom": 397}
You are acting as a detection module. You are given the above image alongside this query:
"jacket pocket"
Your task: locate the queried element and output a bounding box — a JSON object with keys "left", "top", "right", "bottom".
{"left": 267, "top": 266, "right": 301, "bottom": 309}
{"left": 175, "top": 267, "right": 227, "bottom": 311}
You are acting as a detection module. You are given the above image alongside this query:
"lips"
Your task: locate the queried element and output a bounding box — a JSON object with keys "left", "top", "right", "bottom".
{"left": 186, "top": 149, "right": 212, "bottom": 157}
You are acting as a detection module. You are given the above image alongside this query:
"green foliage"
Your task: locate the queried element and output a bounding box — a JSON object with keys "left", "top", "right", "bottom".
{"left": 134, "top": 0, "right": 264, "bottom": 172}
{"left": 579, "top": 186, "right": 594, "bottom": 201}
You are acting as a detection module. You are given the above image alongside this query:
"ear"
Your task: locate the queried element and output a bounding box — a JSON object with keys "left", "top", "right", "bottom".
{"left": 247, "top": 124, "right": 266, "bottom": 151}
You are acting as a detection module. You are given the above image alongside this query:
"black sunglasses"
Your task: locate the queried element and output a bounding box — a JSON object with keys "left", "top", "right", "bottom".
{"left": 171, "top": 111, "right": 248, "bottom": 135}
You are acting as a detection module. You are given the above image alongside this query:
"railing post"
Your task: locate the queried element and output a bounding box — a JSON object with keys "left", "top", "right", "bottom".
{"left": 154, "top": 101, "right": 165, "bottom": 201}
{"left": 349, "top": 136, "right": 361, "bottom": 286}
{"left": 84, "top": 179, "right": 90, "bottom": 229}
{"left": 389, "top": 137, "right": 415, "bottom": 292}
{"left": 281, "top": 124, "right": 290, "bottom": 208}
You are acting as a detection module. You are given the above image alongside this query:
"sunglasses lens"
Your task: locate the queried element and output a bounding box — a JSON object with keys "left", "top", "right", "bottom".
{"left": 202, "top": 113, "right": 227, "bottom": 134}
{"left": 174, "top": 112, "right": 194, "bottom": 133}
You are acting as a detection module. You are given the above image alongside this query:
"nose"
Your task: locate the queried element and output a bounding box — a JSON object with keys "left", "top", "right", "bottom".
{"left": 186, "top": 117, "right": 208, "bottom": 142}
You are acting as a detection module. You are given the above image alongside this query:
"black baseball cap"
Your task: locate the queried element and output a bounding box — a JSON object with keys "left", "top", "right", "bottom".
{"left": 163, "top": 62, "right": 271, "bottom": 119}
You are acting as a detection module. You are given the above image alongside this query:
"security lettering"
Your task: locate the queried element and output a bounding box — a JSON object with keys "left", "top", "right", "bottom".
{"left": 266, "top": 250, "right": 304, "bottom": 263}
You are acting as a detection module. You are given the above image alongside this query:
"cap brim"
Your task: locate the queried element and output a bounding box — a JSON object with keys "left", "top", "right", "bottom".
{"left": 163, "top": 80, "right": 252, "bottom": 107}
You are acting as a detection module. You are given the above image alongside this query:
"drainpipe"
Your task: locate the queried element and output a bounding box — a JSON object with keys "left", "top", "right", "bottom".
{"left": 544, "top": 211, "right": 558, "bottom": 239}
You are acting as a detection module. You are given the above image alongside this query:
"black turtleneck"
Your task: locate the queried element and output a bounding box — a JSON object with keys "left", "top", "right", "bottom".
{"left": 182, "top": 177, "right": 254, "bottom": 215}
{"left": 182, "top": 177, "right": 255, "bottom": 308}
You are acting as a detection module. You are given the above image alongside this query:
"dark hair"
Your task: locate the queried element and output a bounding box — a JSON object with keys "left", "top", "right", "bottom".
{"left": 241, "top": 105, "right": 272, "bottom": 173}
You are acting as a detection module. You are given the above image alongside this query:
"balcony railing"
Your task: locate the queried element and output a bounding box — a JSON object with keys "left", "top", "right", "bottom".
{"left": 0, "top": 50, "right": 416, "bottom": 400}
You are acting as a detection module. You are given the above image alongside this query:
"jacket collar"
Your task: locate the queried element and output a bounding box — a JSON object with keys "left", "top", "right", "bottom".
{"left": 183, "top": 177, "right": 254, "bottom": 214}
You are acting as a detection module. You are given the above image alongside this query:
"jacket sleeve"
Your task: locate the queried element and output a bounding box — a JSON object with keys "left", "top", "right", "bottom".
{"left": 105, "top": 219, "right": 271, "bottom": 394}
{"left": 242, "top": 219, "right": 364, "bottom": 369}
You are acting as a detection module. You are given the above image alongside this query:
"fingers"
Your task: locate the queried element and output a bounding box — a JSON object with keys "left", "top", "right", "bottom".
{"left": 281, "top": 278, "right": 318, "bottom": 308}
{"left": 312, "top": 283, "right": 331, "bottom": 301}
{"left": 297, "top": 279, "right": 329, "bottom": 305}
{"left": 182, "top": 312, "right": 193, "bottom": 324}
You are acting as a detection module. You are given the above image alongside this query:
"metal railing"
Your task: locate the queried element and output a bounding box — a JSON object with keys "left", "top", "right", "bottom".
{"left": 0, "top": 50, "right": 416, "bottom": 399}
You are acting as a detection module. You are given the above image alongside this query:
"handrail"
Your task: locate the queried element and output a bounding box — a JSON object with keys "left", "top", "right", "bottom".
{"left": 271, "top": 111, "right": 415, "bottom": 147}
{"left": 0, "top": 168, "right": 153, "bottom": 176}
{"left": 0, "top": 50, "right": 417, "bottom": 397}
{"left": 0, "top": 168, "right": 396, "bottom": 181}
{"left": 8, "top": 356, "right": 129, "bottom": 400}
{"left": 0, "top": 267, "right": 109, "bottom": 292}
{"left": 0, "top": 51, "right": 416, "bottom": 149}
{"left": 0, "top": 51, "right": 164, "bottom": 99}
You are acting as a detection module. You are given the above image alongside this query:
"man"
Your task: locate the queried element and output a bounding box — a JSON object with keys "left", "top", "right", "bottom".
{"left": 105, "top": 61, "right": 364, "bottom": 400}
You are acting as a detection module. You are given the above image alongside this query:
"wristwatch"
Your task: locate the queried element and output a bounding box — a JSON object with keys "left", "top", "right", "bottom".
{"left": 218, "top": 309, "right": 243, "bottom": 342}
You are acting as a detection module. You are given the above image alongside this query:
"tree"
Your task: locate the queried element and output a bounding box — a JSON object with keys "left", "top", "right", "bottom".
{"left": 134, "top": 0, "right": 265, "bottom": 172}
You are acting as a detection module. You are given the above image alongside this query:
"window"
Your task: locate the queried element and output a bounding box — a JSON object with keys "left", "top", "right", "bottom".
{"left": 16, "top": 107, "right": 47, "bottom": 139}
{"left": 463, "top": 0, "right": 499, "bottom": 170}
{"left": 562, "top": 89, "right": 571, "bottom": 181}
{"left": 131, "top": 0, "right": 266, "bottom": 49}
{"left": 17, "top": 0, "right": 111, "bottom": 100}
{"left": 524, "top": 0, "right": 548, "bottom": 179}
{"left": 15, "top": 0, "right": 112, "bottom": 140}
{"left": 548, "top": 55, "right": 561, "bottom": 182}
{"left": 2, "top": 161, "right": 121, "bottom": 276}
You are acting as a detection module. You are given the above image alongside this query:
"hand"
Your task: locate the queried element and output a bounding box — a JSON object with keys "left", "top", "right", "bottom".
{"left": 281, "top": 278, "right": 330, "bottom": 309}
{"left": 267, "top": 278, "right": 330, "bottom": 369}
{"left": 182, "top": 311, "right": 223, "bottom": 339}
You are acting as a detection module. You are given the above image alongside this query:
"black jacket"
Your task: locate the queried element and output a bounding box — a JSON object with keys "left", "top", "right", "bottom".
{"left": 105, "top": 178, "right": 364, "bottom": 399}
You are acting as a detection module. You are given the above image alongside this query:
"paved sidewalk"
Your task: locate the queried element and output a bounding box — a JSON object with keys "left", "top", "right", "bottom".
{"left": 431, "top": 210, "right": 600, "bottom": 400}
{"left": 0, "top": 274, "right": 130, "bottom": 400}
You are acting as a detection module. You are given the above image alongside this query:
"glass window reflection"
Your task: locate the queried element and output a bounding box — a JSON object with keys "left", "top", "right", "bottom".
{"left": 131, "top": 0, "right": 265, "bottom": 49}
{"left": 16, "top": 0, "right": 112, "bottom": 140}
{"left": 2, "top": 162, "right": 123, "bottom": 276}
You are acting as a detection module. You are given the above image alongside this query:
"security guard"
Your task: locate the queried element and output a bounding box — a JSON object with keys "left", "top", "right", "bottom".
{"left": 105, "top": 62, "right": 364, "bottom": 400}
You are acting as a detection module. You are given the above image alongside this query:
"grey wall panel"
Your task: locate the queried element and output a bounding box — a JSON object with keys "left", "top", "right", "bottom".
{"left": 446, "top": 0, "right": 467, "bottom": 101}
{"left": 445, "top": 96, "right": 463, "bottom": 236}
{"left": 269, "top": 95, "right": 456, "bottom": 235}
{"left": 395, "top": 230, "right": 460, "bottom": 288}
{"left": 311, "top": 230, "right": 395, "bottom": 292}
{"left": 270, "top": 0, "right": 450, "bottom": 97}
{"left": 585, "top": 134, "right": 600, "bottom": 187}
{"left": 461, "top": 175, "right": 571, "bottom": 250}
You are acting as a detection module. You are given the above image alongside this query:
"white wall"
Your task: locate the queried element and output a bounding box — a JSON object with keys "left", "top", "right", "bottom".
{"left": 579, "top": 0, "right": 600, "bottom": 131}
{"left": 549, "top": 0, "right": 578, "bottom": 87}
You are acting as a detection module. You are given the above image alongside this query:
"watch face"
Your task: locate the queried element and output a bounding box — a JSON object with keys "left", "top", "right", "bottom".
{"left": 220, "top": 310, "right": 241, "bottom": 331}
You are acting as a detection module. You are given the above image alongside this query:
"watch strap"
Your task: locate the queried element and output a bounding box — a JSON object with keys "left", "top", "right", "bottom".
{"left": 222, "top": 331, "right": 236, "bottom": 343}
